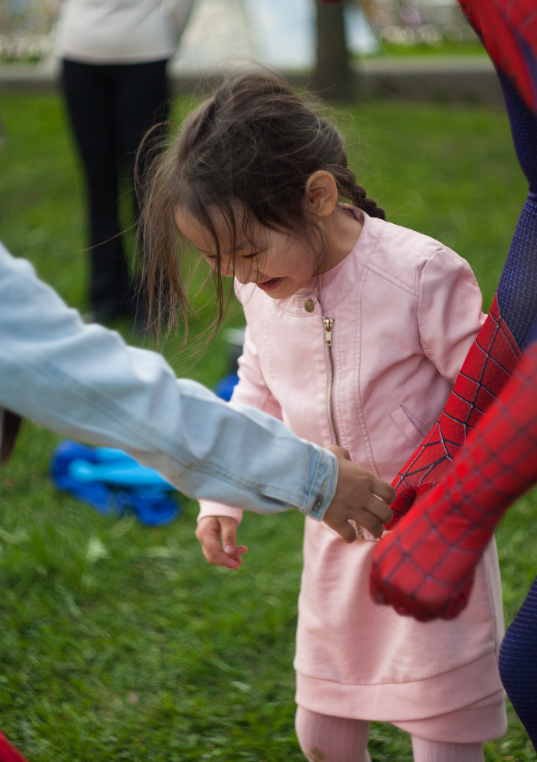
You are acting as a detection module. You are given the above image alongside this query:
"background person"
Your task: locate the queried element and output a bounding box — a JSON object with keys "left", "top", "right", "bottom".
{"left": 55, "top": 0, "right": 195, "bottom": 325}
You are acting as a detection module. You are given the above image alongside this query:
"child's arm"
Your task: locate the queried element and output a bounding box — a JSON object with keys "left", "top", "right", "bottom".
{"left": 197, "top": 329, "right": 393, "bottom": 568}
{"left": 418, "top": 247, "right": 485, "bottom": 383}
{"left": 388, "top": 246, "right": 490, "bottom": 528}
{"left": 196, "top": 326, "right": 288, "bottom": 567}
{"left": 196, "top": 446, "right": 395, "bottom": 571}
{"left": 197, "top": 443, "right": 394, "bottom": 571}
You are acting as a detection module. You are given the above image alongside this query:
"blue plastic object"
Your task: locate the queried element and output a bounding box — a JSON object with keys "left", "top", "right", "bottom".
{"left": 214, "top": 372, "right": 239, "bottom": 402}
{"left": 50, "top": 441, "right": 181, "bottom": 526}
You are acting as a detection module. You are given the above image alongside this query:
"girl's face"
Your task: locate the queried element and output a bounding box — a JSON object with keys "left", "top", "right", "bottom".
{"left": 175, "top": 207, "right": 319, "bottom": 300}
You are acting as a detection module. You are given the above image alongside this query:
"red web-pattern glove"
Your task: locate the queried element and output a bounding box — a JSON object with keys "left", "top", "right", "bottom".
{"left": 387, "top": 297, "right": 520, "bottom": 529}
{"left": 0, "top": 733, "right": 30, "bottom": 762}
{"left": 370, "top": 342, "right": 537, "bottom": 621}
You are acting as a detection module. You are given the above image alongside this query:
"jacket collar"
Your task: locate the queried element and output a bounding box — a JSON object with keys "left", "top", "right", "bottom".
{"left": 270, "top": 208, "right": 384, "bottom": 317}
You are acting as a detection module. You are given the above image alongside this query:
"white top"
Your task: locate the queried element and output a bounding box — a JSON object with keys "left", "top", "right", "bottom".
{"left": 55, "top": 0, "right": 194, "bottom": 64}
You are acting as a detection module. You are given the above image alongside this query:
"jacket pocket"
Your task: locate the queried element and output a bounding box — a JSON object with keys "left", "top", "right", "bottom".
{"left": 389, "top": 405, "right": 428, "bottom": 446}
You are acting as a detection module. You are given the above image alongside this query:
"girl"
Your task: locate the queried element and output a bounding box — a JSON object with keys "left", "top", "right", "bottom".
{"left": 140, "top": 72, "right": 506, "bottom": 762}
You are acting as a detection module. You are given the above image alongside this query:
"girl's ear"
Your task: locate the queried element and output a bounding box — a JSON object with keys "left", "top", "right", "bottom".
{"left": 304, "top": 171, "right": 338, "bottom": 219}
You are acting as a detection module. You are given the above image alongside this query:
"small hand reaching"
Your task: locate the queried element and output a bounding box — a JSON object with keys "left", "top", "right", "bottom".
{"left": 195, "top": 516, "right": 248, "bottom": 571}
{"left": 323, "top": 446, "right": 395, "bottom": 542}
{"left": 196, "top": 448, "right": 393, "bottom": 566}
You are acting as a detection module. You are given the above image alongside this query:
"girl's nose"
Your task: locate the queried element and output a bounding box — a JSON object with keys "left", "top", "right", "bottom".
{"left": 234, "top": 265, "right": 256, "bottom": 285}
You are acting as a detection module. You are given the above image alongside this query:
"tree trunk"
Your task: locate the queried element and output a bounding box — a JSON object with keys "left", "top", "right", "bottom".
{"left": 313, "top": 0, "right": 353, "bottom": 101}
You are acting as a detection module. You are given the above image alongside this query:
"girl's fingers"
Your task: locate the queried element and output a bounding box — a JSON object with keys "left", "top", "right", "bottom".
{"left": 217, "top": 552, "right": 241, "bottom": 571}
{"left": 220, "top": 517, "right": 238, "bottom": 554}
{"left": 201, "top": 538, "right": 228, "bottom": 565}
{"left": 229, "top": 544, "right": 248, "bottom": 559}
{"left": 204, "top": 541, "right": 243, "bottom": 570}
{"left": 198, "top": 527, "right": 223, "bottom": 558}
{"left": 195, "top": 517, "right": 246, "bottom": 570}
{"left": 196, "top": 519, "right": 231, "bottom": 566}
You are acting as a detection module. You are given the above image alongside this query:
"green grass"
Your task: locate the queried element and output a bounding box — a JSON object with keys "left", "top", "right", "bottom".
{"left": 368, "top": 40, "right": 487, "bottom": 59}
{"left": 0, "top": 92, "right": 535, "bottom": 761}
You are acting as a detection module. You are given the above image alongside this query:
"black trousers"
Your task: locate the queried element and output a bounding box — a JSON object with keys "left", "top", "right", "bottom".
{"left": 62, "top": 58, "right": 169, "bottom": 316}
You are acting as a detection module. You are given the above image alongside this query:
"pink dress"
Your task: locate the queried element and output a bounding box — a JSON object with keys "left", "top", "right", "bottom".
{"left": 199, "top": 209, "right": 507, "bottom": 743}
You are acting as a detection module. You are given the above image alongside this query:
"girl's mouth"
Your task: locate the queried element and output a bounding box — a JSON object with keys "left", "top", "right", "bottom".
{"left": 257, "top": 277, "right": 282, "bottom": 292}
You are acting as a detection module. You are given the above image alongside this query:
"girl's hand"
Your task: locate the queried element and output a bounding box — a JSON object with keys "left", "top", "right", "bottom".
{"left": 195, "top": 516, "right": 248, "bottom": 571}
{"left": 324, "top": 446, "right": 395, "bottom": 542}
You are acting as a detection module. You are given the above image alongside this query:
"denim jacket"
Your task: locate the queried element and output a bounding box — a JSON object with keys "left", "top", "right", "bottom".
{"left": 0, "top": 243, "right": 335, "bottom": 518}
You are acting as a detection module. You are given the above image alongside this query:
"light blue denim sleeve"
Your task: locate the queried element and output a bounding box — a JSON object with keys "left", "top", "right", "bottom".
{"left": 0, "top": 244, "right": 336, "bottom": 519}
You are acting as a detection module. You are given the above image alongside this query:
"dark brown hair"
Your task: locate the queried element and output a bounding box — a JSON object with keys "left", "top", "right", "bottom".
{"left": 138, "top": 70, "right": 385, "bottom": 338}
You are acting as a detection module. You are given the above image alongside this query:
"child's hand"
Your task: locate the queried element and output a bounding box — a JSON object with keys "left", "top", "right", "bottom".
{"left": 195, "top": 516, "right": 248, "bottom": 571}
{"left": 324, "top": 446, "right": 395, "bottom": 542}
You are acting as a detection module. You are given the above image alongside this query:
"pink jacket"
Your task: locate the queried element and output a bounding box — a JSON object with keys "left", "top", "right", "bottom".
{"left": 199, "top": 210, "right": 506, "bottom": 740}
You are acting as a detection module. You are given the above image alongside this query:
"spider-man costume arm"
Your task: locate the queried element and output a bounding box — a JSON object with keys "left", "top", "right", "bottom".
{"left": 370, "top": 322, "right": 537, "bottom": 621}
{"left": 319, "top": 0, "right": 537, "bottom": 529}
{"left": 386, "top": 58, "right": 537, "bottom": 529}
{"left": 370, "top": 0, "right": 537, "bottom": 612}
{"left": 370, "top": 0, "right": 537, "bottom": 614}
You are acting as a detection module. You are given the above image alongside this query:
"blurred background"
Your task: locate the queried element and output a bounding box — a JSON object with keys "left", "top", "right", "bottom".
{"left": 0, "top": 2, "right": 535, "bottom": 761}
{"left": 0, "top": 0, "right": 478, "bottom": 65}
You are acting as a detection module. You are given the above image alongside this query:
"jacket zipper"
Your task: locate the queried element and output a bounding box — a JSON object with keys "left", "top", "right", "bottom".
{"left": 322, "top": 317, "right": 341, "bottom": 447}
{"left": 322, "top": 316, "right": 364, "bottom": 539}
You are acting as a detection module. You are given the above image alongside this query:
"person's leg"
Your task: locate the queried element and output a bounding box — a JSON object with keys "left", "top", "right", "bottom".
{"left": 112, "top": 59, "right": 170, "bottom": 222}
{"left": 107, "top": 60, "right": 170, "bottom": 324}
{"left": 411, "top": 736, "right": 484, "bottom": 762}
{"left": 499, "top": 574, "right": 537, "bottom": 746}
{"left": 62, "top": 59, "right": 130, "bottom": 321}
{"left": 295, "top": 707, "right": 371, "bottom": 762}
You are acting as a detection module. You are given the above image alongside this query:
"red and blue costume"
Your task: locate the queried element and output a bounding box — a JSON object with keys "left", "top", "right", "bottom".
{"left": 363, "top": 0, "right": 537, "bottom": 748}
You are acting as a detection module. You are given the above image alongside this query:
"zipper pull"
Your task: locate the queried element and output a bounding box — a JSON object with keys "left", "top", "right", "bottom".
{"left": 322, "top": 318, "right": 334, "bottom": 347}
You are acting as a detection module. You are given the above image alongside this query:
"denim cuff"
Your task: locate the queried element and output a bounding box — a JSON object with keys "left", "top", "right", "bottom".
{"left": 302, "top": 448, "right": 338, "bottom": 522}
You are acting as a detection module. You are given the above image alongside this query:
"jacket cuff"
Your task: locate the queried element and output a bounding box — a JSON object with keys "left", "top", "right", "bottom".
{"left": 197, "top": 501, "right": 243, "bottom": 525}
{"left": 303, "top": 448, "right": 338, "bottom": 522}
